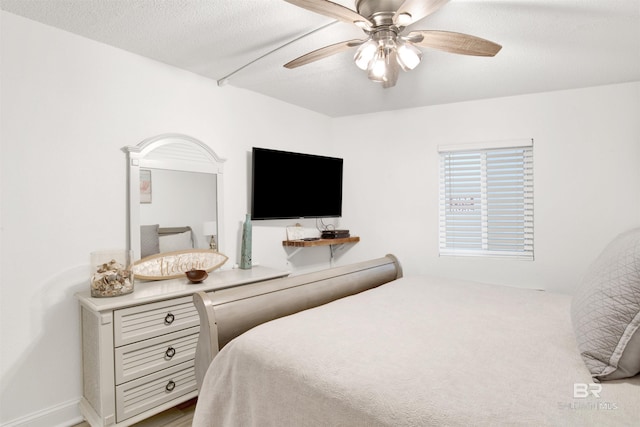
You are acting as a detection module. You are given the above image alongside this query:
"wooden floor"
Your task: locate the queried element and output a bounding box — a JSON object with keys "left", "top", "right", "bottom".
{"left": 73, "top": 399, "right": 196, "bottom": 427}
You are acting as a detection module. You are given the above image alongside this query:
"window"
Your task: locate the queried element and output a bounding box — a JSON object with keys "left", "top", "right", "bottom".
{"left": 438, "top": 139, "right": 533, "bottom": 260}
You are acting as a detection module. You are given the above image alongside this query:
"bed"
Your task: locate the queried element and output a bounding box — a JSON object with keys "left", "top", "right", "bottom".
{"left": 191, "top": 230, "right": 640, "bottom": 426}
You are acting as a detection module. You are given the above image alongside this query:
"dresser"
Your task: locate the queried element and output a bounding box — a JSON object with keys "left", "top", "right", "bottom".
{"left": 76, "top": 266, "right": 289, "bottom": 427}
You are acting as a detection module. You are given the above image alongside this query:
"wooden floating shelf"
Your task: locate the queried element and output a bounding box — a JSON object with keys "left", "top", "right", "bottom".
{"left": 282, "top": 236, "right": 360, "bottom": 248}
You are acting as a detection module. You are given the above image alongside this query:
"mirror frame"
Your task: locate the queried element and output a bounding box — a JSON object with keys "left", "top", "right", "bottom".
{"left": 123, "top": 133, "right": 226, "bottom": 261}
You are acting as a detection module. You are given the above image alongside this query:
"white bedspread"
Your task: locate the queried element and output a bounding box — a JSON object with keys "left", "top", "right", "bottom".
{"left": 193, "top": 276, "right": 640, "bottom": 426}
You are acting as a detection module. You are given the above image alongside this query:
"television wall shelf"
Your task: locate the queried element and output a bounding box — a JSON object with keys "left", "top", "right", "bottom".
{"left": 282, "top": 236, "right": 360, "bottom": 259}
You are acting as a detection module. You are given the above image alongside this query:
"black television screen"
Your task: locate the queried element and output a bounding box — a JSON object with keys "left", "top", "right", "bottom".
{"left": 251, "top": 147, "right": 343, "bottom": 220}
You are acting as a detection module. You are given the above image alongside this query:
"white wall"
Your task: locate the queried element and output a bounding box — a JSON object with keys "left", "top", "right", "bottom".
{"left": 0, "top": 11, "right": 332, "bottom": 426}
{"left": 332, "top": 82, "right": 640, "bottom": 293}
{"left": 1, "top": 9, "right": 639, "bottom": 427}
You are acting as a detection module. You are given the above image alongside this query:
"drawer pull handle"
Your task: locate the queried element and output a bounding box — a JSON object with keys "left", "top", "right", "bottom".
{"left": 165, "top": 380, "right": 176, "bottom": 392}
{"left": 164, "top": 313, "right": 175, "bottom": 325}
{"left": 165, "top": 347, "right": 176, "bottom": 359}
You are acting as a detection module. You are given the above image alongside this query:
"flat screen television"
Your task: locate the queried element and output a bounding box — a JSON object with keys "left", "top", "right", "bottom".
{"left": 251, "top": 147, "right": 343, "bottom": 220}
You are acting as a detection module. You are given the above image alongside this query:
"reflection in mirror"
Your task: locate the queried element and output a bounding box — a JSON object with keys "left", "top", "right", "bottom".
{"left": 139, "top": 169, "right": 216, "bottom": 250}
{"left": 124, "top": 134, "right": 225, "bottom": 261}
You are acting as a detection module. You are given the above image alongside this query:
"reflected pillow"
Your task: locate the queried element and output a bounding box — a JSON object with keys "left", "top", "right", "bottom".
{"left": 159, "top": 230, "right": 193, "bottom": 253}
{"left": 571, "top": 227, "right": 640, "bottom": 381}
{"left": 140, "top": 224, "right": 160, "bottom": 258}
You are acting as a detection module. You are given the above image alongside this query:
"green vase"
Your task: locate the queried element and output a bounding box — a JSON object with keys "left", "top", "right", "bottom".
{"left": 240, "top": 214, "right": 252, "bottom": 269}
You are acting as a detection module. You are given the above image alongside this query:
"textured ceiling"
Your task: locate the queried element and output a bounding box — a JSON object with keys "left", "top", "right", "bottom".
{"left": 2, "top": 0, "right": 639, "bottom": 117}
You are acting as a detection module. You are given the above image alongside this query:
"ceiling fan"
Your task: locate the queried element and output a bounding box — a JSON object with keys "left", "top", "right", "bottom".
{"left": 283, "top": 0, "right": 502, "bottom": 88}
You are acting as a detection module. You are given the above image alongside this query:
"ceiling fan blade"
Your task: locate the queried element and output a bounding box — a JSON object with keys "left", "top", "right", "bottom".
{"left": 394, "top": 0, "right": 451, "bottom": 26}
{"left": 284, "top": 39, "right": 365, "bottom": 69}
{"left": 285, "top": 0, "right": 372, "bottom": 29}
{"left": 408, "top": 30, "right": 502, "bottom": 56}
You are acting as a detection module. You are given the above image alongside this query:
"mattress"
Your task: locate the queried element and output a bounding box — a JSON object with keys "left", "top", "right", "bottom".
{"left": 193, "top": 275, "right": 640, "bottom": 426}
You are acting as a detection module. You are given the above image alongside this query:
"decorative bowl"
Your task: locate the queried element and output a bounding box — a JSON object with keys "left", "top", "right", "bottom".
{"left": 185, "top": 269, "right": 208, "bottom": 283}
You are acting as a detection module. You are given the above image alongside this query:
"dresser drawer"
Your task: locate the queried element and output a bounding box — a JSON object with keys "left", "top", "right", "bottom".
{"left": 113, "top": 296, "right": 199, "bottom": 346}
{"left": 114, "top": 326, "right": 199, "bottom": 385}
{"left": 115, "top": 360, "right": 197, "bottom": 423}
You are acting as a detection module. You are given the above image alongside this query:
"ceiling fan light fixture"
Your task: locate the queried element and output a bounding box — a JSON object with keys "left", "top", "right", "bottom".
{"left": 365, "top": 46, "right": 400, "bottom": 88}
{"left": 396, "top": 41, "right": 422, "bottom": 71}
{"left": 382, "top": 49, "right": 400, "bottom": 88}
{"left": 354, "top": 40, "right": 377, "bottom": 70}
{"left": 367, "top": 48, "right": 388, "bottom": 81}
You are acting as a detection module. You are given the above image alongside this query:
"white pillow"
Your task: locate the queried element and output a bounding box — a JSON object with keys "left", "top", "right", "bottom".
{"left": 159, "top": 230, "right": 193, "bottom": 253}
{"left": 571, "top": 227, "right": 640, "bottom": 381}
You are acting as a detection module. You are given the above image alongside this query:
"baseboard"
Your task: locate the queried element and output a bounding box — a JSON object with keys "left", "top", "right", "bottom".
{"left": 1, "top": 398, "right": 83, "bottom": 427}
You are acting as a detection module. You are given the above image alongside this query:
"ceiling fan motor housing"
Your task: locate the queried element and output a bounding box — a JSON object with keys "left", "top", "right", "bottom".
{"left": 356, "top": 0, "right": 405, "bottom": 20}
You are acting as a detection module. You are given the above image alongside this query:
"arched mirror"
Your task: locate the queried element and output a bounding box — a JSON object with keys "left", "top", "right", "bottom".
{"left": 124, "top": 134, "right": 225, "bottom": 261}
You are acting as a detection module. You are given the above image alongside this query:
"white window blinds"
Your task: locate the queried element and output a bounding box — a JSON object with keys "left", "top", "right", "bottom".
{"left": 438, "top": 140, "right": 534, "bottom": 260}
